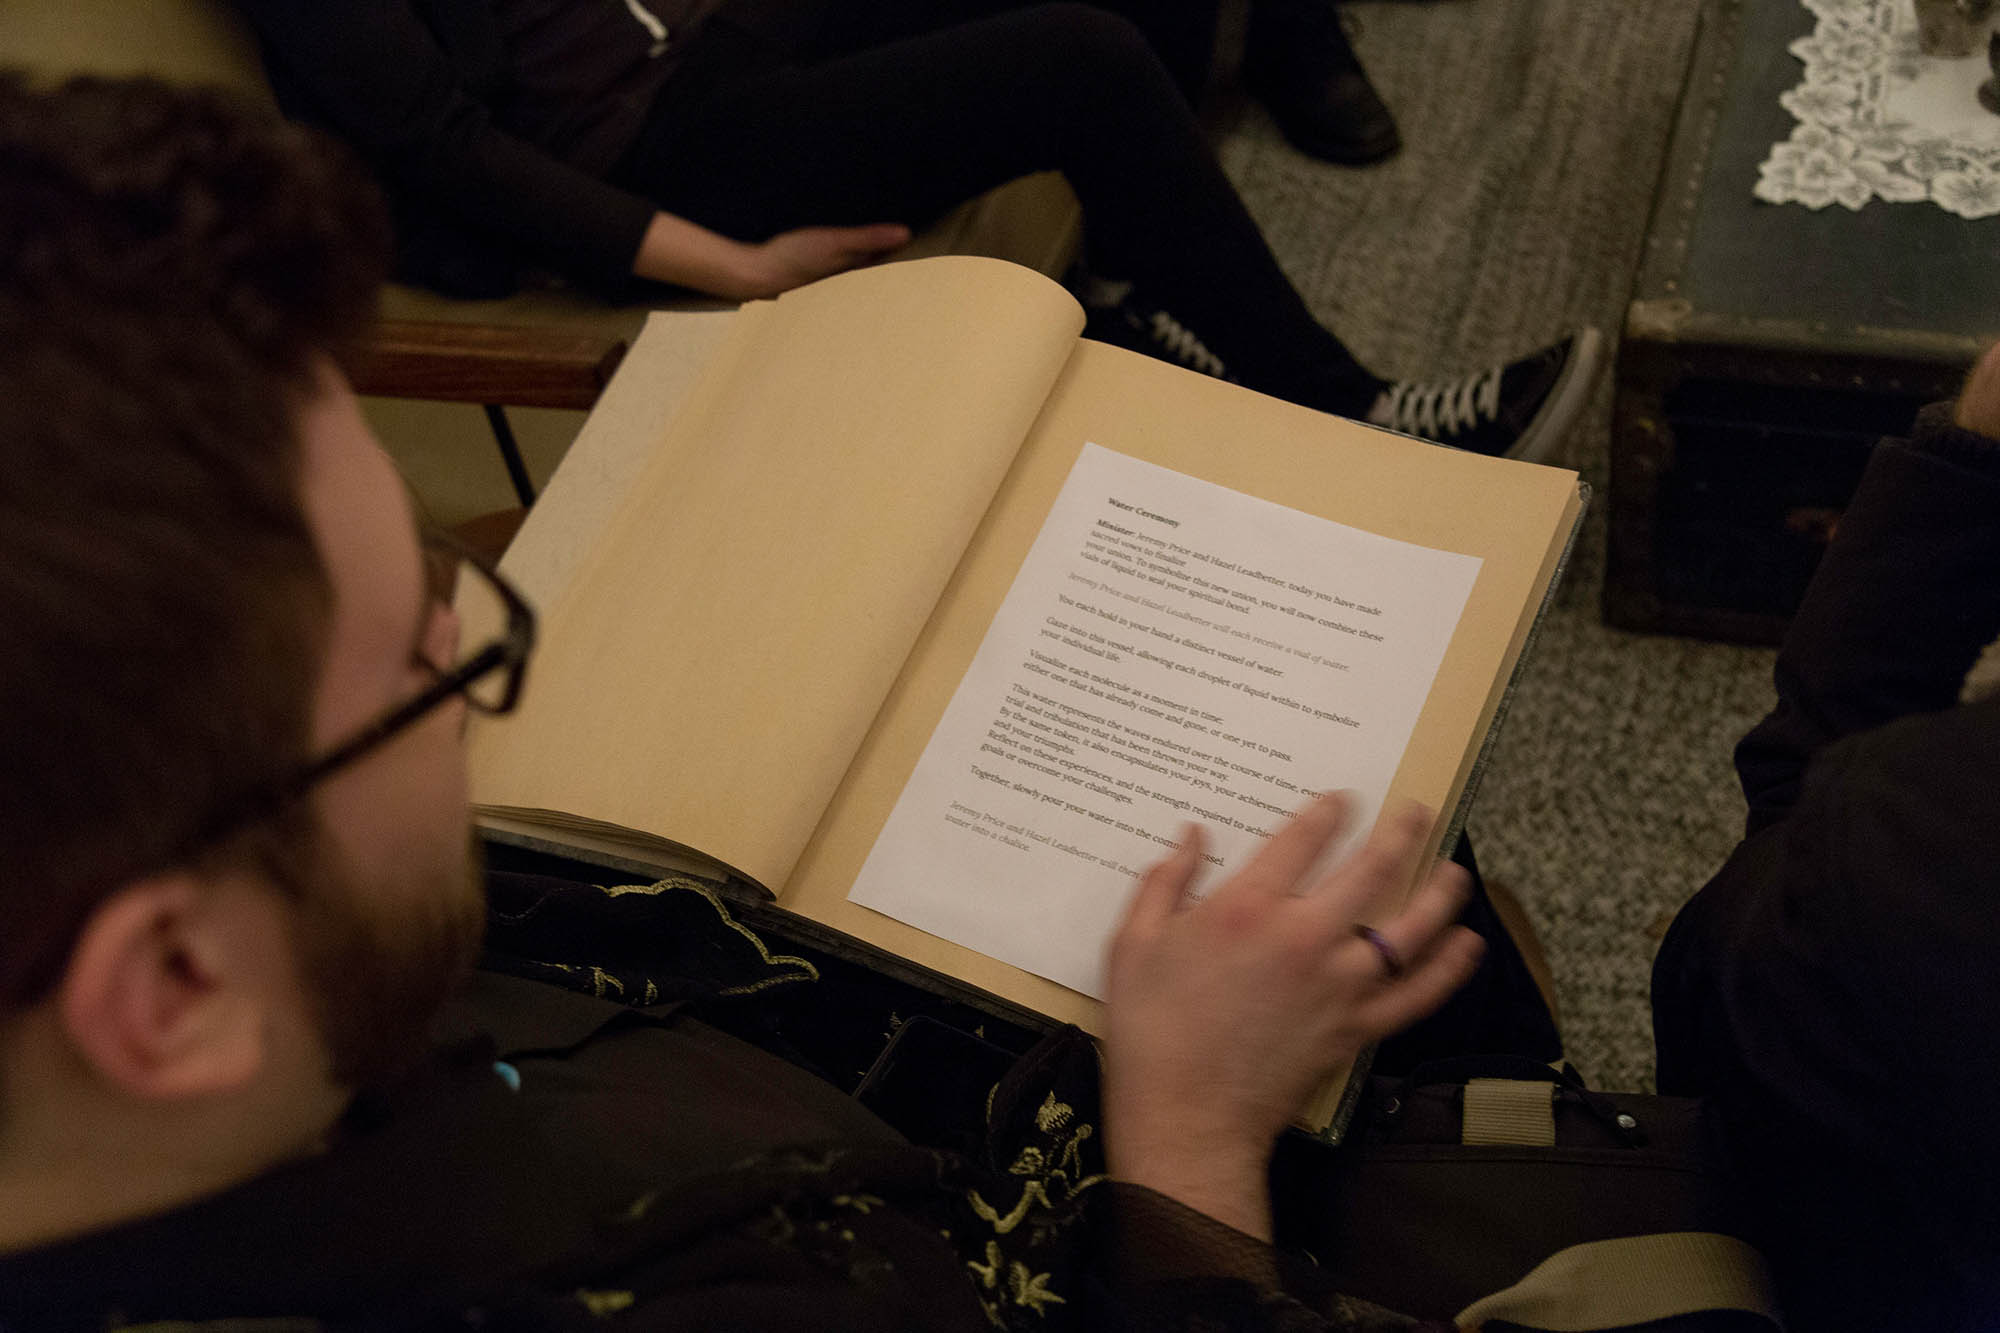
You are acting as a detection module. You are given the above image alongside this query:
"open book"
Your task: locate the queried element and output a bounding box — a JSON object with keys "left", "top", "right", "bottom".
{"left": 468, "top": 257, "right": 1585, "bottom": 1122}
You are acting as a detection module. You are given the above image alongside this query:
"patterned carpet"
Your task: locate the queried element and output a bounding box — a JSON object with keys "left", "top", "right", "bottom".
{"left": 1209, "top": 0, "right": 1774, "bottom": 1089}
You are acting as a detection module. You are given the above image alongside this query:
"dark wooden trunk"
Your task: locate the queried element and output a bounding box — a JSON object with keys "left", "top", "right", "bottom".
{"left": 1608, "top": 0, "right": 1998, "bottom": 644}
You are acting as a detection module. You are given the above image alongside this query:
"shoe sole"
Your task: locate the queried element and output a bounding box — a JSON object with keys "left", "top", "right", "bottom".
{"left": 1505, "top": 326, "right": 1604, "bottom": 465}
{"left": 1241, "top": 59, "right": 1403, "bottom": 166}
{"left": 1275, "top": 116, "right": 1401, "bottom": 166}
{"left": 1247, "top": 79, "right": 1403, "bottom": 166}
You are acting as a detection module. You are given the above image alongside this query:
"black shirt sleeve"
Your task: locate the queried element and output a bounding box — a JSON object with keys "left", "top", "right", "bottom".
{"left": 232, "top": 0, "right": 658, "bottom": 284}
{"left": 1654, "top": 401, "right": 2000, "bottom": 1329}
{"left": 1732, "top": 402, "right": 2000, "bottom": 832}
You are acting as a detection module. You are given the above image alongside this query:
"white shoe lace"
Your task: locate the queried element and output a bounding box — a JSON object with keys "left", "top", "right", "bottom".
{"left": 1148, "top": 310, "right": 1229, "bottom": 379}
{"left": 1366, "top": 365, "right": 1503, "bottom": 438}
{"left": 622, "top": 0, "right": 670, "bottom": 54}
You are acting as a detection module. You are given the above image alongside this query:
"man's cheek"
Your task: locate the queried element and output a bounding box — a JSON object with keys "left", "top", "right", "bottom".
{"left": 316, "top": 723, "right": 467, "bottom": 873}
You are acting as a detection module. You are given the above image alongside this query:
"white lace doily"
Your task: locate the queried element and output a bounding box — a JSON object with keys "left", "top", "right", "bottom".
{"left": 1755, "top": 0, "right": 2000, "bottom": 217}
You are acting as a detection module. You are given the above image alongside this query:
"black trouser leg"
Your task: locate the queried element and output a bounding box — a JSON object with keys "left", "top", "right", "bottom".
{"left": 618, "top": 4, "right": 1380, "bottom": 413}
{"left": 1370, "top": 831, "right": 1564, "bottom": 1076}
{"left": 808, "top": 0, "right": 1222, "bottom": 104}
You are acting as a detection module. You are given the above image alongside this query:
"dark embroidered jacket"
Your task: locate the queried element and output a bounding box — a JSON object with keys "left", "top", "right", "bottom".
{"left": 0, "top": 872, "right": 1420, "bottom": 1333}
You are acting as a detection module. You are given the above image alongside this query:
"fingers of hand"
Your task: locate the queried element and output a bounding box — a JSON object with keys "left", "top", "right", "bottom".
{"left": 1325, "top": 857, "right": 1467, "bottom": 985}
{"left": 1376, "top": 859, "right": 1473, "bottom": 963}
{"left": 1211, "top": 790, "right": 1353, "bottom": 910}
{"left": 863, "top": 222, "right": 913, "bottom": 250}
{"left": 1320, "top": 801, "right": 1434, "bottom": 921}
{"left": 1121, "top": 823, "right": 1203, "bottom": 940}
{"left": 1350, "top": 925, "right": 1484, "bottom": 1038}
{"left": 1274, "top": 800, "right": 1431, "bottom": 959}
{"left": 831, "top": 222, "right": 912, "bottom": 261}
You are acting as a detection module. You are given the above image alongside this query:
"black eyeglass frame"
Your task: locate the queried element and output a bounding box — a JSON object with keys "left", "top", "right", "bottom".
{"left": 185, "top": 539, "right": 537, "bottom": 855}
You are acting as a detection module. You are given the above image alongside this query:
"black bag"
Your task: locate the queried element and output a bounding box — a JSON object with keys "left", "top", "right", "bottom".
{"left": 1272, "top": 1056, "right": 1774, "bottom": 1328}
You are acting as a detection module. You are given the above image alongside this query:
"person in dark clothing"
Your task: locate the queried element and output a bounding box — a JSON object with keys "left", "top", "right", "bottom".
{"left": 1653, "top": 358, "right": 2000, "bottom": 1332}
{"left": 0, "top": 76, "right": 1499, "bottom": 1330}
{"left": 1241, "top": 0, "right": 1400, "bottom": 166}
{"left": 229, "top": 0, "right": 1602, "bottom": 463}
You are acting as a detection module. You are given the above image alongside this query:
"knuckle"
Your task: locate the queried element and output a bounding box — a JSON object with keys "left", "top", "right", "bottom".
{"left": 1206, "top": 892, "right": 1264, "bottom": 938}
{"left": 1276, "top": 914, "right": 1335, "bottom": 969}
{"left": 1112, "top": 915, "right": 1159, "bottom": 954}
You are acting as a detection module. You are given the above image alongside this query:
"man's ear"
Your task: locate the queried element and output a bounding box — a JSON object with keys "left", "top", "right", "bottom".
{"left": 56, "top": 877, "right": 267, "bottom": 1100}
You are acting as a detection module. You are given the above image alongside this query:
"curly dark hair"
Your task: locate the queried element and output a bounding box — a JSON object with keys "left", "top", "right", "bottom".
{"left": 0, "top": 75, "right": 392, "bottom": 1009}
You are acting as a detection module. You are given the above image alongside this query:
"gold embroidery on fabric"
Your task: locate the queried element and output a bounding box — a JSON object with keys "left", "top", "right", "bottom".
{"left": 955, "top": 1089, "right": 1105, "bottom": 1321}
{"left": 115, "top": 1323, "right": 321, "bottom": 1332}
{"left": 968, "top": 1241, "right": 1008, "bottom": 1328}
{"left": 832, "top": 1192, "right": 884, "bottom": 1214}
{"left": 967, "top": 1173, "right": 1108, "bottom": 1234}
{"left": 963, "top": 1240, "right": 1066, "bottom": 1320}
{"left": 1055, "top": 1127, "right": 1096, "bottom": 1180}
{"left": 1008, "top": 1108, "right": 1098, "bottom": 1183}
{"left": 1009, "top": 1264, "right": 1065, "bottom": 1315}
{"left": 762, "top": 1202, "right": 799, "bottom": 1246}
{"left": 968, "top": 1238, "right": 1004, "bottom": 1288}
{"left": 601, "top": 879, "right": 687, "bottom": 896}
{"left": 602, "top": 876, "right": 820, "bottom": 990}
{"left": 574, "top": 1288, "right": 636, "bottom": 1316}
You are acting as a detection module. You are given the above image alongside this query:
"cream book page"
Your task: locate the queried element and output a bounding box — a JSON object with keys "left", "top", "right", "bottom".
{"left": 495, "top": 309, "right": 739, "bottom": 614}
{"left": 468, "top": 258, "right": 1085, "bottom": 892}
{"left": 779, "top": 340, "right": 1582, "bottom": 1033}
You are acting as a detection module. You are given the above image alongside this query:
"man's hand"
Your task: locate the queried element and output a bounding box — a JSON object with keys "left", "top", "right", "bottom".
{"left": 632, "top": 211, "right": 910, "bottom": 300}
{"left": 1101, "top": 793, "right": 1483, "bottom": 1240}
{"left": 1956, "top": 338, "right": 2000, "bottom": 437}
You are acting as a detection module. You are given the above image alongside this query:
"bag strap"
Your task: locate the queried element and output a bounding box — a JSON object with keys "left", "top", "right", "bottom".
{"left": 1391, "top": 1060, "right": 1646, "bottom": 1146}
{"left": 1461, "top": 1078, "right": 1556, "bottom": 1146}
{"left": 1403, "top": 1054, "right": 1570, "bottom": 1088}
{"left": 1455, "top": 1232, "right": 1781, "bottom": 1331}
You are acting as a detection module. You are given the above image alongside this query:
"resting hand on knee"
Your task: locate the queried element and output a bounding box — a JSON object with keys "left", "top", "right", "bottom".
{"left": 633, "top": 211, "right": 910, "bottom": 301}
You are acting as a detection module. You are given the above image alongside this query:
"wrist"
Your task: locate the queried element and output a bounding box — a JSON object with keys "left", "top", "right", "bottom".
{"left": 1953, "top": 397, "right": 2000, "bottom": 439}
{"left": 633, "top": 213, "right": 765, "bottom": 299}
{"left": 1109, "top": 1122, "right": 1274, "bottom": 1241}
{"left": 712, "top": 241, "right": 772, "bottom": 300}
{"left": 1116, "top": 1154, "right": 1272, "bottom": 1241}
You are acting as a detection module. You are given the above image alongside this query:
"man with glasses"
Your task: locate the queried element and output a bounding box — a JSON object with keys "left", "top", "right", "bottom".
{"left": 0, "top": 76, "right": 1485, "bottom": 1329}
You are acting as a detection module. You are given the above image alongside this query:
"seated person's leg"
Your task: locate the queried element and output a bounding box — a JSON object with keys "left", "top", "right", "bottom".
{"left": 1242, "top": 0, "right": 1400, "bottom": 166}
{"left": 621, "top": 3, "right": 1598, "bottom": 458}
{"left": 1653, "top": 352, "right": 2000, "bottom": 1330}
{"left": 808, "top": 0, "right": 1222, "bottom": 105}
{"left": 1371, "top": 832, "right": 1562, "bottom": 1076}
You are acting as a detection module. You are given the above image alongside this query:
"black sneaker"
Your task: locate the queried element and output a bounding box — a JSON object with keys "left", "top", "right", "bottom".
{"left": 1365, "top": 329, "right": 1603, "bottom": 463}
{"left": 1083, "top": 291, "right": 1236, "bottom": 382}
{"left": 1243, "top": 0, "right": 1400, "bottom": 167}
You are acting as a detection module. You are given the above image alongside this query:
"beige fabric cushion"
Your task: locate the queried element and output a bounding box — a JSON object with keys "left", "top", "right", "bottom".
{"left": 0, "top": 0, "right": 275, "bottom": 102}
